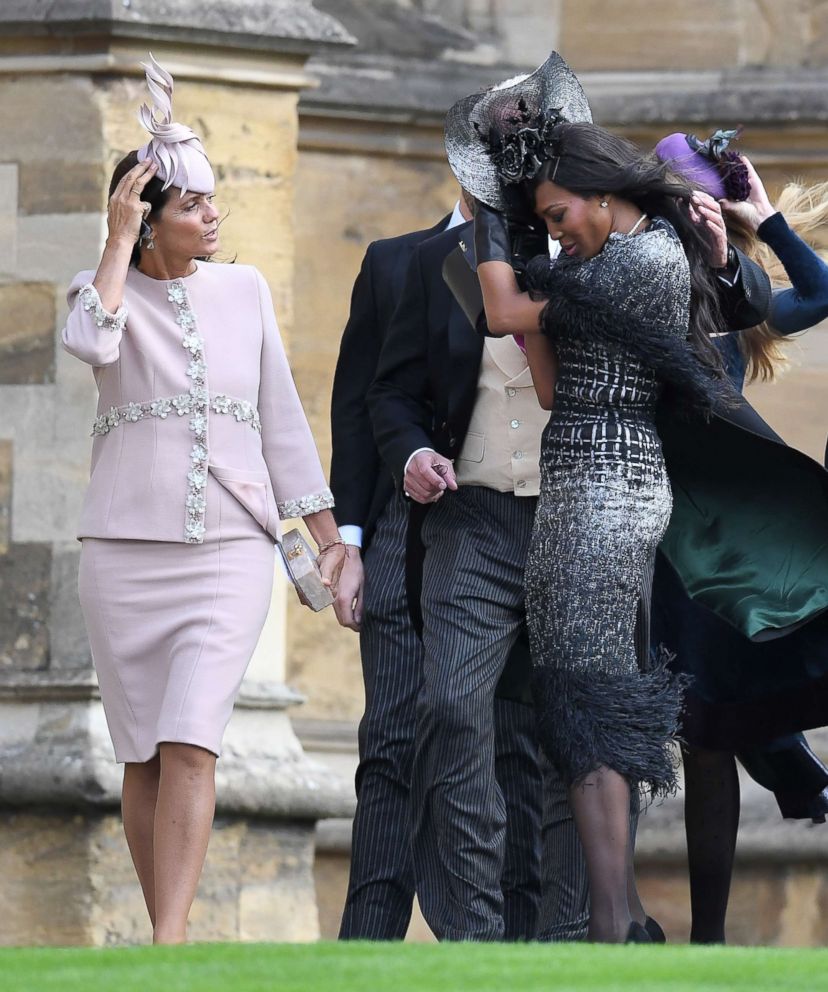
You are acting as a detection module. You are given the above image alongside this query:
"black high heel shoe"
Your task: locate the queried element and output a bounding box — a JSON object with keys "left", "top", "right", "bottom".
{"left": 644, "top": 916, "right": 667, "bottom": 943}
{"left": 737, "top": 738, "right": 828, "bottom": 823}
{"left": 626, "top": 921, "right": 653, "bottom": 943}
{"left": 775, "top": 786, "right": 828, "bottom": 824}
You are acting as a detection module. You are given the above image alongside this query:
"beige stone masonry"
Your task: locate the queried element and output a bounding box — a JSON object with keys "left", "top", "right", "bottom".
{"left": 0, "top": 811, "right": 319, "bottom": 945}
{"left": 0, "top": 282, "right": 55, "bottom": 385}
{"left": 0, "top": 164, "right": 18, "bottom": 276}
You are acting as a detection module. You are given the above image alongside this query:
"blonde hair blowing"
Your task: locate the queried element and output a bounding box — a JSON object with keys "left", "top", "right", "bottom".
{"left": 733, "top": 179, "right": 828, "bottom": 383}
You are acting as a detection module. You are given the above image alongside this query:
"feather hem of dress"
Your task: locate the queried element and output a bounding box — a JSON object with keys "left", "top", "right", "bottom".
{"left": 531, "top": 648, "right": 686, "bottom": 800}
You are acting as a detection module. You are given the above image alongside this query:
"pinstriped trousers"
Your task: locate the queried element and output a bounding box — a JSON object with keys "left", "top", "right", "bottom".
{"left": 414, "top": 485, "right": 591, "bottom": 941}
{"left": 339, "top": 492, "right": 547, "bottom": 940}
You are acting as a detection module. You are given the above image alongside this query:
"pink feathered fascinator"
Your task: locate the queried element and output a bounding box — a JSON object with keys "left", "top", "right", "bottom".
{"left": 137, "top": 55, "right": 215, "bottom": 196}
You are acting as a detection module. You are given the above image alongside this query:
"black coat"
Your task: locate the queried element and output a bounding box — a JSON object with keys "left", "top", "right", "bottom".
{"left": 368, "top": 219, "right": 482, "bottom": 487}
{"left": 654, "top": 397, "right": 828, "bottom": 749}
{"left": 329, "top": 215, "right": 449, "bottom": 549}
{"left": 367, "top": 219, "right": 536, "bottom": 691}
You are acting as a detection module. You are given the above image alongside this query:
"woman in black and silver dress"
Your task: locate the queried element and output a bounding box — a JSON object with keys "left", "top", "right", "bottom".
{"left": 466, "top": 116, "right": 732, "bottom": 940}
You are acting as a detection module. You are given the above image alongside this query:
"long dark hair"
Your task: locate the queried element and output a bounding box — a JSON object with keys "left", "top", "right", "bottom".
{"left": 721, "top": 212, "right": 785, "bottom": 382}
{"left": 525, "top": 122, "right": 727, "bottom": 374}
{"left": 109, "top": 150, "right": 172, "bottom": 267}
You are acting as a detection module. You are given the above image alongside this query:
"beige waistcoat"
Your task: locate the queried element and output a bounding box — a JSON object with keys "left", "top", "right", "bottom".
{"left": 455, "top": 336, "right": 549, "bottom": 496}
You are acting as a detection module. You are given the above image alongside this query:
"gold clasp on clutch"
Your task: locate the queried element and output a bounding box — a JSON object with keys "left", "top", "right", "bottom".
{"left": 286, "top": 545, "right": 305, "bottom": 561}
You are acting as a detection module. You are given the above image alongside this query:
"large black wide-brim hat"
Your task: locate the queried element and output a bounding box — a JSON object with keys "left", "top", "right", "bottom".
{"left": 445, "top": 51, "right": 592, "bottom": 211}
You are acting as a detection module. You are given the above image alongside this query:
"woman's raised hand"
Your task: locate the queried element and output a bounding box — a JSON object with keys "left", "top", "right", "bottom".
{"left": 92, "top": 160, "right": 157, "bottom": 312}
{"left": 107, "top": 160, "right": 157, "bottom": 246}
{"left": 690, "top": 191, "right": 728, "bottom": 267}
{"left": 720, "top": 155, "right": 776, "bottom": 232}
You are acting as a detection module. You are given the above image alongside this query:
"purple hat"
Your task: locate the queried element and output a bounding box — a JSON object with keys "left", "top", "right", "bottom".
{"left": 136, "top": 55, "right": 215, "bottom": 196}
{"left": 655, "top": 128, "right": 751, "bottom": 201}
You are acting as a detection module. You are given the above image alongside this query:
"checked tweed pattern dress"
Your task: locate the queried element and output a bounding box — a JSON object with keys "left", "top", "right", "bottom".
{"left": 525, "top": 218, "right": 706, "bottom": 796}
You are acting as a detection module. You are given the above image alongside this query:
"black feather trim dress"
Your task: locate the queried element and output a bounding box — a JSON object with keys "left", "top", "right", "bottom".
{"left": 524, "top": 218, "right": 723, "bottom": 796}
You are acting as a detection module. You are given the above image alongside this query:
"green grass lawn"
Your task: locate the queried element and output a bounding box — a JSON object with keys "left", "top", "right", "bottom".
{"left": 2, "top": 942, "right": 827, "bottom": 992}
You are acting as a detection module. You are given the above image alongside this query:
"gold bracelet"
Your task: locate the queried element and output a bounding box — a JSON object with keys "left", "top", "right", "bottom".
{"left": 317, "top": 538, "right": 346, "bottom": 557}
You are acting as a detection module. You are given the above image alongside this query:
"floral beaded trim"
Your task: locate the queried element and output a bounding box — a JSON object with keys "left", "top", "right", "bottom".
{"left": 78, "top": 283, "right": 127, "bottom": 333}
{"left": 91, "top": 393, "right": 262, "bottom": 437}
{"left": 276, "top": 488, "right": 335, "bottom": 520}
{"left": 164, "top": 279, "right": 211, "bottom": 543}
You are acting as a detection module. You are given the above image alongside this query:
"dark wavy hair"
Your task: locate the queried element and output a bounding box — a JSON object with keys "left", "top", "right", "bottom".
{"left": 108, "top": 150, "right": 173, "bottom": 268}
{"left": 524, "top": 122, "right": 727, "bottom": 376}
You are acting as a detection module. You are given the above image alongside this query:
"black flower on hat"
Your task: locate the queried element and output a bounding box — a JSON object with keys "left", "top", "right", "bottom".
{"left": 444, "top": 51, "right": 592, "bottom": 210}
{"left": 476, "top": 101, "right": 567, "bottom": 187}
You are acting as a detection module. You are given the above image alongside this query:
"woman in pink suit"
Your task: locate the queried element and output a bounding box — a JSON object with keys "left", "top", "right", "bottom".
{"left": 62, "top": 58, "right": 345, "bottom": 944}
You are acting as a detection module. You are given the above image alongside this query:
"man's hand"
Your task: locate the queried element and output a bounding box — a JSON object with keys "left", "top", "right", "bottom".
{"left": 690, "top": 191, "right": 728, "bottom": 268}
{"left": 404, "top": 451, "right": 458, "bottom": 504}
{"left": 333, "top": 547, "right": 365, "bottom": 632}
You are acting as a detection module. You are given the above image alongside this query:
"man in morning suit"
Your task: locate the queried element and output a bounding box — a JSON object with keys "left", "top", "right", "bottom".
{"left": 330, "top": 195, "right": 543, "bottom": 941}
{"left": 366, "top": 211, "right": 592, "bottom": 942}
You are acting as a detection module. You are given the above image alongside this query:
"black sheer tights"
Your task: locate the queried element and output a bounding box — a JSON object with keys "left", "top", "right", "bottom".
{"left": 569, "top": 766, "right": 646, "bottom": 942}
{"left": 681, "top": 744, "right": 740, "bottom": 944}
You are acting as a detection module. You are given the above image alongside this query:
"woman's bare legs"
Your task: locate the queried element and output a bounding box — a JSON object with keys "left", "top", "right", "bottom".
{"left": 569, "top": 766, "right": 637, "bottom": 942}
{"left": 152, "top": 742, "right": 217, "bottom": 944}
{"left": 122, "top": 754, "right": 162, "bottom": 925}
{"left": 122, "top": 743, "right": 217, "bottom": 943}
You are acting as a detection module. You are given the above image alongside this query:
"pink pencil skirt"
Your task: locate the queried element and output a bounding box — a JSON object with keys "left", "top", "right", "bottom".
{"left": 78, "top": 482, "right": 275, "bottom": 763}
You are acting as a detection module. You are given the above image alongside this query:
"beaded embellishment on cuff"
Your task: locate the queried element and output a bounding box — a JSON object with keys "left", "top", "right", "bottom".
{"left": 277, "top": 488, "right": 335, "bottom": 520}
{"left": 78, "top": 283, "right": 127, "bottom": 333}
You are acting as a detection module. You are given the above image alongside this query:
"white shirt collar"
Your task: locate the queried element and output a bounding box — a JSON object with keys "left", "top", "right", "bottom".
{"left": 446, "top": 200, "right": 468, "bottom": 231}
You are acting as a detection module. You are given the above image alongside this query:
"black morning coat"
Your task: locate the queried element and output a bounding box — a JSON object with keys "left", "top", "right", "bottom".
{"left": 330, "top": 214, "right": 450, "bottom": 551}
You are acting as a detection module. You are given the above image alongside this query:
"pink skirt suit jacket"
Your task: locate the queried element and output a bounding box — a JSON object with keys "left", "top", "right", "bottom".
{"left": 63, "top": 262, "right": 334, "bottom": 763}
